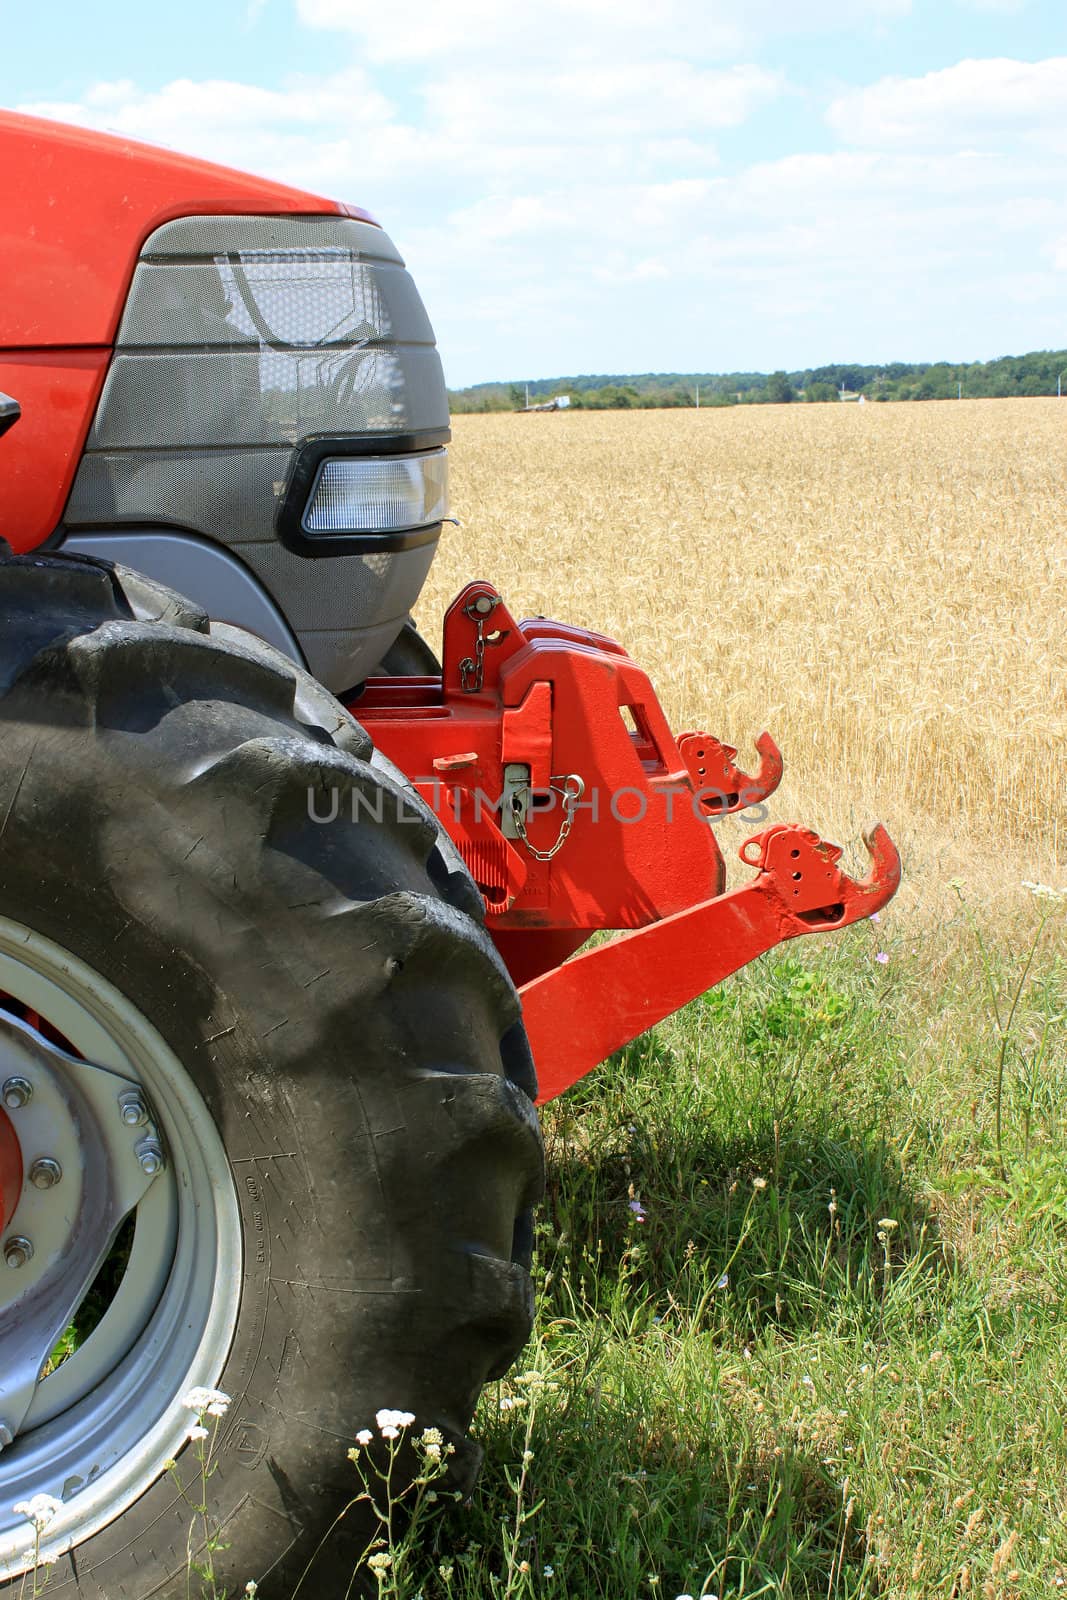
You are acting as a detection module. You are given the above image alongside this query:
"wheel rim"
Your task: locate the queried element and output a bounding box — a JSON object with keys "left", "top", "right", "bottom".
{"left": 0, "top": 917, "right": 242, "bottom": 1580}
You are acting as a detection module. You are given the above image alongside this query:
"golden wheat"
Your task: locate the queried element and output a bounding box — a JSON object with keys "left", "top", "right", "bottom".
{"left": 417, "top": 400, "right": 1066, "bottom": 910}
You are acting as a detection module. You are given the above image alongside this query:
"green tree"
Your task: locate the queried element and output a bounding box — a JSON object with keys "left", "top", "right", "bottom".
{"left": 766, "top": 370, "right": 795, "bottom": 404}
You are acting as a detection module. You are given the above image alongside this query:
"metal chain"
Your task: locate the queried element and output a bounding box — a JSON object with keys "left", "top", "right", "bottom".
{"left": 459, "top": 594, "right": 500, "bottom": 693}
{"left": 513, "top": 774, "right": 586, "bottom": 862}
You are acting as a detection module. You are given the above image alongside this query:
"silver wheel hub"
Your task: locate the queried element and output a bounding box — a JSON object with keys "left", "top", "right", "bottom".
{"left": 0, "top": 1017, "right": 162, "bottom": 1443}
{"left": 0, "top": 921, "right": 242, "bottom": 1581}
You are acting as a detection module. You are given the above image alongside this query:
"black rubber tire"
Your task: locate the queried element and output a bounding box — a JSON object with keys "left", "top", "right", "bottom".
{"left": 0, "top": 552, "right": 543, "bottom": 1598}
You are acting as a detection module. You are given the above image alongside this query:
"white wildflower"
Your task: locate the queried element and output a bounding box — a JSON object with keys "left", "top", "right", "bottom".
{"left": 181, "top": 1387, "right": 230, "bottom": 1415}
{"left": 1022, "top": 880, "right": 1066, "bottom": 902}
{"left": 367, "top": 1550, "right": 392, "bottom": 1573}
{"left": 13, "top": 1494, "right": 63, "bottom": 1531}
{"left": 375, "top": 1408, "right": 415, "bottom": 1434}
{"left": 187, "top": 1424, "right": 209, "bottom": 1442}
{"left": 245, "top": 1584, "right": 258, "bottom": 1598}
{"left": 544, "top": 1564, "right": 555, "bottom": 1578}
{"left": 355, "top": 1428, "right": 373, "bottom": 1446}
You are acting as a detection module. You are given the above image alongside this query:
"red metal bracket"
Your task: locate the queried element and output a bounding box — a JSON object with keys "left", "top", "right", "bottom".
{"left": 354, "top": 581, "right": 735, "bottom": 930}
{"left": 521, "top": 822, "right": 901, "bottom": 1103}
{"left": 676, "top": 730, "right": 783, "bottom": 815}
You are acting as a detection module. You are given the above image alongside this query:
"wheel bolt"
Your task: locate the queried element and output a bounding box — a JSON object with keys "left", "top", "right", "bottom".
{"left": 136, "top": 1137, "right": 166, "bottom": 1177}
{"left": 4, "top": 1235, "right": 33, "bottom": 1268}
{"left": 2, "top": 1076, "right": 32, "bottom": 1110}
{"left": 29, "top": 1157, "right": 62, "bottom": 1190}
{"left": 119, "top": 1092, "right": 148, "bottom": 1127}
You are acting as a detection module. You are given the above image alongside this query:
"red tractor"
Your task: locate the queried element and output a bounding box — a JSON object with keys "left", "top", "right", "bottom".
{"left": 0, "top": 111, "right": 899, "bottom": 1596}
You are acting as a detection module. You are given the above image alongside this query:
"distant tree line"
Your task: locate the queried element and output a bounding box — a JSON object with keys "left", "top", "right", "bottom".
{"left": 448, "top": 350, "right": 1067, "bottom": 411}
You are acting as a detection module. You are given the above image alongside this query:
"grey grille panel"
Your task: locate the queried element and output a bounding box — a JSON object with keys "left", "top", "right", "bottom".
{"left": 139, "top": 214, "right": 404, "bottom": 264}
{"left": 235, "top": 538, "right": 437, "bottom": 635}
{"left": 63, "top": 213, "right": 449, "bottom": 690}
{"left": 64, "top": 447, "right": 294, "bottom": 544}
{"left": 118, "top": 260, "right": 433, "bottom": 350}
{"left": 88, "top": 348, "right": 412, "bottom": 448}
{"left": 299, "top": 621, "right": 420, "bottom": 692}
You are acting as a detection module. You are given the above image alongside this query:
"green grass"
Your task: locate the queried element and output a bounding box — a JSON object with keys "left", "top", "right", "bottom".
{"left": 407, "top": 893, "right": 1067, "bottom": 1600}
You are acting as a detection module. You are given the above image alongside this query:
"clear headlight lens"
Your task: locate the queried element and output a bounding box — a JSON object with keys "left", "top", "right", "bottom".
{"left": 303, "top": 449, "right": 448, "bottom": 535}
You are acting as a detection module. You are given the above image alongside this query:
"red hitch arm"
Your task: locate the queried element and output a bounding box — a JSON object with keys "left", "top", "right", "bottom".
{"left": 521, "top": 822, "right": 901, "bottom": 1103}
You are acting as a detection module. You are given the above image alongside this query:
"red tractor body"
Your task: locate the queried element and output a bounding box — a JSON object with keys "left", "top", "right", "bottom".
{"left": 0, "top": 109, "right": 899, "bottom": 1105}
{"left": 0, "top": 109, "right": 373, "bottom": 554}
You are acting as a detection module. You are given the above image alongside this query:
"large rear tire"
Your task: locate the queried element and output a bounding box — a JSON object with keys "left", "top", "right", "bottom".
{"left": 0, "top": 553, "right": 543, "bottom": 1597}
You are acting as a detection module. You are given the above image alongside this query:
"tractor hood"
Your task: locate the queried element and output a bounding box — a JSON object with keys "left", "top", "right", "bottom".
{"left": 0, "top": 109, "right": 376, "bottom": 347}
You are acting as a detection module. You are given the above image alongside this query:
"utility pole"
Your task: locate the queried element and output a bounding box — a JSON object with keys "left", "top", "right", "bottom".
{"left": 1059, "top": 369, "right": 1065, "bottom": 398}
{"left": 958, "top": 381, "right": 962, "bottom": 400}
{"left": 525, "top": 383, "right": 529, "bottom": 409}
{"left": 695, "top": 383, "right": 700, "bottom": 409}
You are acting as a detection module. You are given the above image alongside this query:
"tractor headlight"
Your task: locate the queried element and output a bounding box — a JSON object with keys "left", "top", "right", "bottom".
{"left": 302, "top": 449, "right": 448, "bottom": 539}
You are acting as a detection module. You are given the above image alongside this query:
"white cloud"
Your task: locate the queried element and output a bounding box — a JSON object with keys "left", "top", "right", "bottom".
{"left": 17, "top": 32, "right": 785, "bottom": 208}
{"left": 297, "top": 0, "right": 909, "bottom": 63}
{"left": 423, "top": 61, "right": 782, "bottom": 144}
{"left": 827, "top": 56, "right": 1067, "bottom": 147}
{"left": 19, "top": 69, "right": 401, "bottom": 193}
{"left": 298, "top": 0, "right": 740, "bottom": 64}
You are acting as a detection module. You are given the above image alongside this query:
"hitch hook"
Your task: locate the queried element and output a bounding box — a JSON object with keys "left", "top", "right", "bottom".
{"left": 741, "top": 820, "right": 901, "bottom": 929}
{"left": 677, "top": 729, "right": 784, "bottom": 815}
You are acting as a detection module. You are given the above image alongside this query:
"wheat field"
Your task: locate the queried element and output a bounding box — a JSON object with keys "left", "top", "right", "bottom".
{"left": 407, "top": 400, "right": 1067, "bottom": 1599}
{"left": 418, "top": 400, "right": 1066, "bottom": 913}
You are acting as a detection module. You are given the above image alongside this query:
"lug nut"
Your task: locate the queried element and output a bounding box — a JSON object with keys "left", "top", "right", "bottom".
{"left": 136, "top": 1137, "right": 166, "bottom": 1177}
{"left": 2, "top": 1076, "right": 32, "bottom": 1110}
{"left": 29, "top": 1157, "right": 62, "bottom": 1190}
{"left": 118, "top": 1092, "right": 148, "bottom": 1127}
{"left": 4, "top": 1235, "right": 33, "bottom": 1269}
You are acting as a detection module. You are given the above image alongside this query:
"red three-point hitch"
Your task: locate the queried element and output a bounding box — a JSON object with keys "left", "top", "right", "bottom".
{"left": 521, "top": 822, "right": 902, "bottom": 1103}
{"left": 358, "top": 581, "right": 902, "bottom": 1100}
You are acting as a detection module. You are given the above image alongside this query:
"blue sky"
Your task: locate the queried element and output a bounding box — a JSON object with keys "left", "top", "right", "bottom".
{"left": 2, "top": 0, "right": 1064, "bottom": 386}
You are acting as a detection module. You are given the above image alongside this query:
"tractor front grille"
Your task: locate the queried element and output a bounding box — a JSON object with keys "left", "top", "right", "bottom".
{"left": 63, "top": 215, "right": 449, "bottom": 690}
